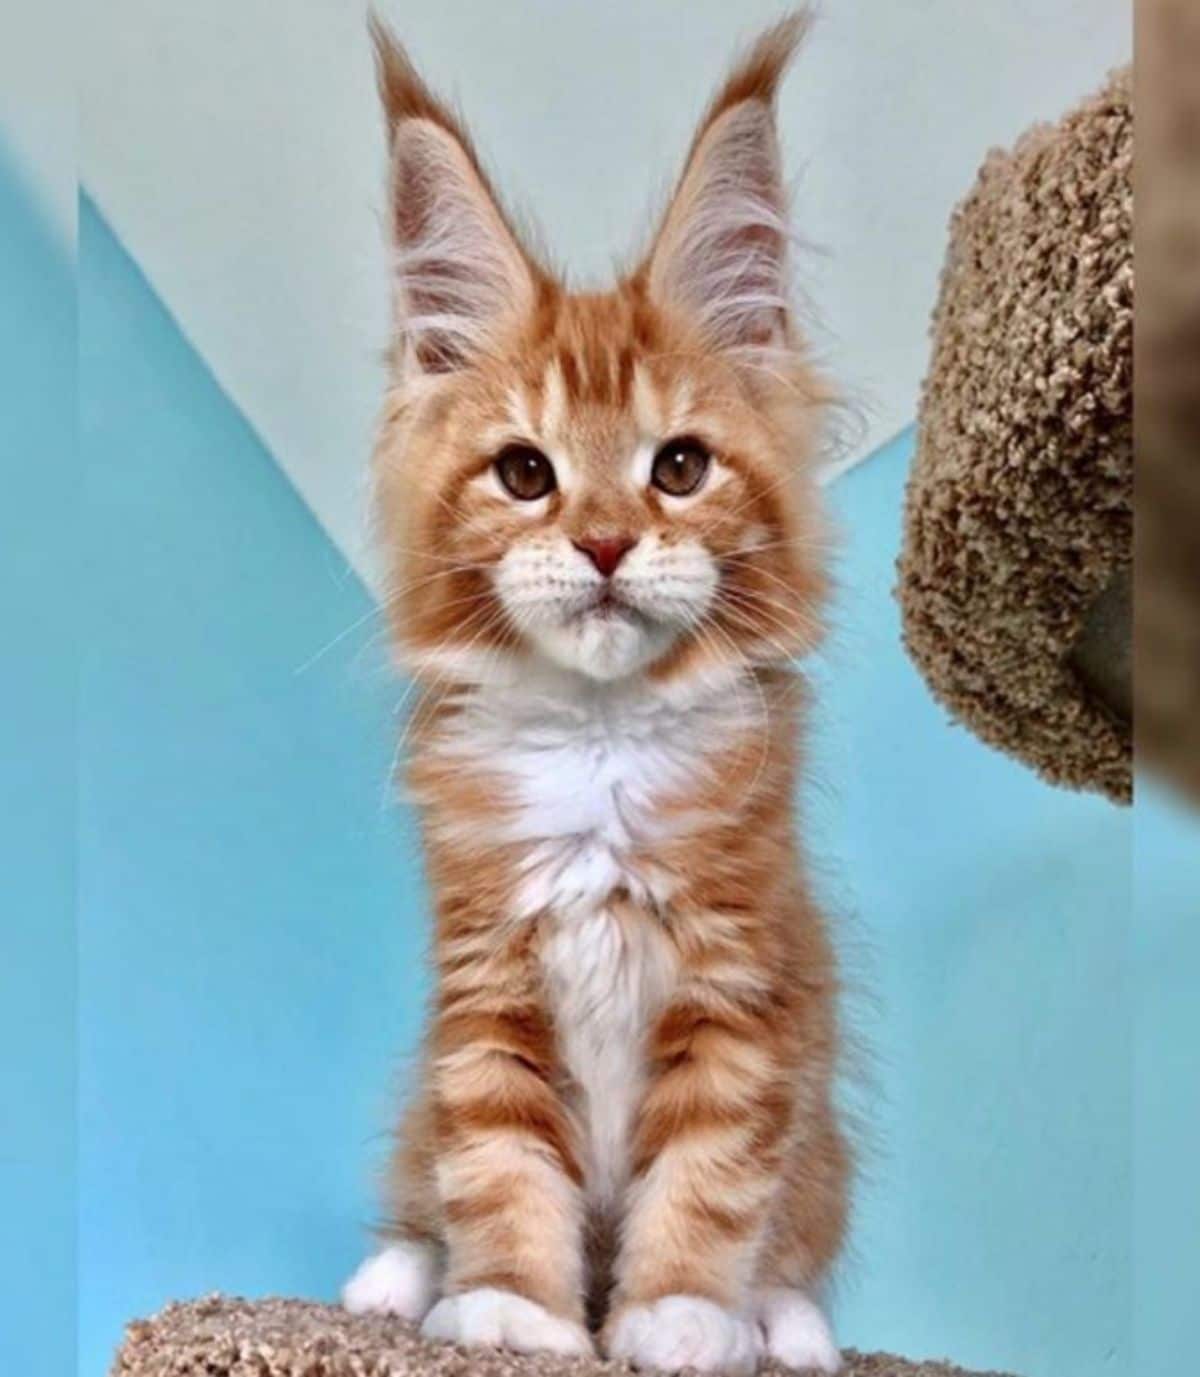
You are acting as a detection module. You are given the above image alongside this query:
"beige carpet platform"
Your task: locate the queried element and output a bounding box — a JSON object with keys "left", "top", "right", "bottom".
{"left": 112, "top": 1295, "right": 1014, "bottom": 1377}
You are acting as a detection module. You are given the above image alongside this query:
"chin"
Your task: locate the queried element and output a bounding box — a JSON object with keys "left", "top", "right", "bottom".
{"left": 531, "top": 609, "right": 678, "bottom": 683}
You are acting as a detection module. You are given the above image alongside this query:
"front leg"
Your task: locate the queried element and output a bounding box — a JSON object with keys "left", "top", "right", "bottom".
{"left": 603, "top": 989, "right": 791, "bottom": 1374}
{"left": 422, "top": 984, "right": 593, "bottom": 1358}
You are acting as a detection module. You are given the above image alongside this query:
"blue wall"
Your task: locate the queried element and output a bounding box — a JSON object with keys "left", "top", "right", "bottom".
{"left": 75, "top": 198, "right": 1136, "bottom": 1377}
{"left": 1133, "top": 785, "right": 1197, "bottom": 1377}
{"left": 813, "top": 439, "right": 1130, "bottom": 1376}
{"left": 78, "top": 200, "right": 429, "bottom": 1374}
{"left": 0, "top": 152, "right": 77, "bottom": 1377}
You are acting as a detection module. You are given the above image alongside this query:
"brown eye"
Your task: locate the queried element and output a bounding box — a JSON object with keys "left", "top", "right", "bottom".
{"left": 651, "top": 437, "right": 711, "bottom": 497}
{"left": 494, "top": 444, "right": 557, "bottom": 501}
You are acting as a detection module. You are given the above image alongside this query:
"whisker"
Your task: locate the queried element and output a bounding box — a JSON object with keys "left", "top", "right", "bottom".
{"left": 395, "top": 603, "right": 521, "bottom": 766}
{"left": 379, "top": 603, "right": 515, "bottom": 811}
{"left": 380, "top": 544, "right": 490, "bottom": 570}
{"left": 296, "top": 561, "right": 495, "bottom": 676}
{"left": 692, "top": 620, "right": 773, "bottom": 808}
{"left": 719, "top": 555, "right": 813, "bottom": 603}
{"left": 293, "top": 603, "right": 387, "bottom": 675}
{"left": 712, "top": 595, "right": 805, "bottom": 663}
{"left": 427, "top": 487, "right": 510, "bottom": 545}
{"left": 720, "top": 534, "right": 830, "bottom": 559}
{"left": 690, "top": 462, "right": 811, "bottom": 543}
{"left": 718, "top": 581, "right": 823, "bottom": 639}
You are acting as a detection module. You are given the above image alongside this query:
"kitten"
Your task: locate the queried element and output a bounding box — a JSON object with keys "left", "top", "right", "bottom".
{"left": 343, "top": 12, "right": 848, "bottom": 1374}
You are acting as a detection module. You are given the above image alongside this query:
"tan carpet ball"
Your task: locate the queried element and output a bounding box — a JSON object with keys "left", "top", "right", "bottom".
{"left": 898, "top": 69, "right": 1133, "bottom": 803}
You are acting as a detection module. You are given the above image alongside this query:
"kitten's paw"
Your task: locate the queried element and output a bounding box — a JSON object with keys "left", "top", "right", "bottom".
{"left": 605, "top": 1295, "right": 762, "bottom": 1374}
{"left": 421, "top": 1287, "right": 593, "bottom": 1357}
{"left": 755, "top": 1288, "right": 842, "bottom": 1374}
{"left": 341, "top": 1240, "right": 440, "bottom": 1320}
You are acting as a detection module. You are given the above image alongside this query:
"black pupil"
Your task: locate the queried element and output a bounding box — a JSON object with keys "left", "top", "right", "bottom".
{"left": 497, "top": 447, "right": 554, "bottom": 499}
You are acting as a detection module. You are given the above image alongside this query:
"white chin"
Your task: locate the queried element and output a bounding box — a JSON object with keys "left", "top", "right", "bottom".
{"left": 532, "top": 611, "right": 674, "bottom": 682}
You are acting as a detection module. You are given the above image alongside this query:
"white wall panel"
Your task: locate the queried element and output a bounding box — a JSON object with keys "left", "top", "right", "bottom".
{"left": 85, "top": 1, "right": 1130, "bottom": 583}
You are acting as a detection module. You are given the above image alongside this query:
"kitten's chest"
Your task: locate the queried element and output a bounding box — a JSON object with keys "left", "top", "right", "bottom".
{"left": 435, "top": 684, "right": 748, "bottom": 1193}
{"left": 495, "top": 699, "right": 708, "bottom": 920}
{"left": 540, "top": 901, "right": 673, "bottom": 1200}
{"left": 476, "top": 698, "right": 706, "bottom": 1196}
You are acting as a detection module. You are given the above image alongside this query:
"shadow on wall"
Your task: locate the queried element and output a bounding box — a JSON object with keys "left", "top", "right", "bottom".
{"left": 73, "top": 195, "right": 1132, "bottom": 1377}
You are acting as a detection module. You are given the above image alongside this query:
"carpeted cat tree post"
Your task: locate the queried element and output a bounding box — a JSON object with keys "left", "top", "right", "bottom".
{"left": 897, "top": 69, "right": 1133, "bottom": 802}
{"left": 112, "top": 1296, "right": 1013, "bottom": 1377}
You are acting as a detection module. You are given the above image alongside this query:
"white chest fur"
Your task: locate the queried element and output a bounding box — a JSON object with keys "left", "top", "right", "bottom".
{"left": 435, "top": 670, "right": 754, "bottom": 1200}
{"left": 541, "top": 905, "right": 672, "bottom": 1201}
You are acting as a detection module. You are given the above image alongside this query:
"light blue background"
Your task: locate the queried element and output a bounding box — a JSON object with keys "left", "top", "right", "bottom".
{"left": 78, "top": 196, "right": 428, "bottom": 1373}
{"left": 809, "top": 438, "right": 1131, "bottom": 1375}
{"left": 0, "top": 152, "right": 76, "bottom": 1377}
{"left": 5, "top": 182, "right": 1161, "bottom": 1376}
{"left": 1133, "top": 784, "right": 1198, "bottom": 1377}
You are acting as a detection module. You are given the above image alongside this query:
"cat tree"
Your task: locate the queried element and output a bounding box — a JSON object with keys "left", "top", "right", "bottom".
{"left": 112, "top": 1296, "right": 1011, "bottom": 1376}
{"left": 897, "top": 68, "right": 1132, "bottom": 803}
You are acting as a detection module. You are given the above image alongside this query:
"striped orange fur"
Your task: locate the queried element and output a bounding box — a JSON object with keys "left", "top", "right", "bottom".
{"left": 343, "top": 12, "right": 849, "bottom": 1374}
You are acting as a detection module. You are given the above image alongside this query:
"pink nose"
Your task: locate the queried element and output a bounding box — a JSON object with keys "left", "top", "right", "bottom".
{"left": 574, "top": 536, "right": 635, "bottom": 578}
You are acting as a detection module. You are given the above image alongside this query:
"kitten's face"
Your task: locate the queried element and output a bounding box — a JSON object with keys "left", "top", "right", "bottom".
{"left": 371, "top": 22, "right": 827, "bottom": 688}
{"left": 379, "top": 292, "right": 825, "bottom": 684}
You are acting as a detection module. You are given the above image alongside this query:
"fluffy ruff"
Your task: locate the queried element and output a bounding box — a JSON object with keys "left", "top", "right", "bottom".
{"left": 897, "top": 68, "right": 1132, "bottom": 803}
{"left": 112, "top": 1296, "right": 1014, "bottom": 1377}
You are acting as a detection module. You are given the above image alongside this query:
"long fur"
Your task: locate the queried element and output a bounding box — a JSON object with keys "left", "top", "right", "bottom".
{"left": 346, "top": 13, "right": 847, "bottom": 1375}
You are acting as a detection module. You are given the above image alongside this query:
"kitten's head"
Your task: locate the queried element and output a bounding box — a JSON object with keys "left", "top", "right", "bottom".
{"left": 372, "top": 12, "right": 829, "bottom": 688}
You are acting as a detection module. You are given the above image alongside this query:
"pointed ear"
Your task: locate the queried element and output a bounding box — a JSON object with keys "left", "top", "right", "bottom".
{"left": 643, "top": 13, "right": 807, "bottom": 355}
{"left": 370, "top": 15, "right": 537, "bottom": 374}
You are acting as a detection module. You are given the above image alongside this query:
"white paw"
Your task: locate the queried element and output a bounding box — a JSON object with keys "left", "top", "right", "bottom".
{"left": 756, "top": 1288, "right": 842, "bottom": 1373}
{"left": 341, "top": 1240, "right": 440, "bottom": 1320}
{"left": 607, "top": 1295, "right": 762, "bottom": 1374}
{"left": 421, "top": 1287, "right": 593, "bottom": 1357}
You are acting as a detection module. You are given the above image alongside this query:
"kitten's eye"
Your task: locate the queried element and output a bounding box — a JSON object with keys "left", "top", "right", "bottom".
{"left": 494, "top": 444, "right": 557, "bottom": 501}
{"left": 651, "top": 437, "right": 711, "bottom": 497}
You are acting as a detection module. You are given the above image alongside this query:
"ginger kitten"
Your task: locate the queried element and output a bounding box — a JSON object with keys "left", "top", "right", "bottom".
{"left": 343, "top": 12, "right": 849, "bottom": 1373}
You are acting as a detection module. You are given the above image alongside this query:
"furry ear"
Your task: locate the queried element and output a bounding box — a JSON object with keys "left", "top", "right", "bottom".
{"left": 643, "top": 13, "right": 808, "bottom": 355}
{"left": 370, "top": 15, "right": 537, "bottom": 374}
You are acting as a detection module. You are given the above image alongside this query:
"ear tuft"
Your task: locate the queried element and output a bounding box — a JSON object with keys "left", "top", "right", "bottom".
{"left": 369, "top": 13, "right": 537, "bottom": 375}
{"left": 370, "top": 12, "right": 480, "bottom": 164}
{"left": 643, "top": 11, "right": 810, "bottom": 357}
{"left": 692, "top": 10, "right": 811, "bottom": 136}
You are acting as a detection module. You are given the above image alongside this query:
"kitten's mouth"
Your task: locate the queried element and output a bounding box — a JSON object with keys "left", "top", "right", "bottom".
{"left": 581, "top": 588, "right": 641, "bottom": 623}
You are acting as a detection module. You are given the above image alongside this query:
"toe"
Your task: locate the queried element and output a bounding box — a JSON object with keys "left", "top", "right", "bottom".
{"left": 341, "top": 1242, "right": 439, "bottom": 1320}
{"left": 606, "top": 1295, "right": 761, "bottom": 1374}
{"left": 756, "top": 1288, "right": 842, "bottom": 1374}
{"left": 421, "top": 1288, "right": 592, "bottom": 1358}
